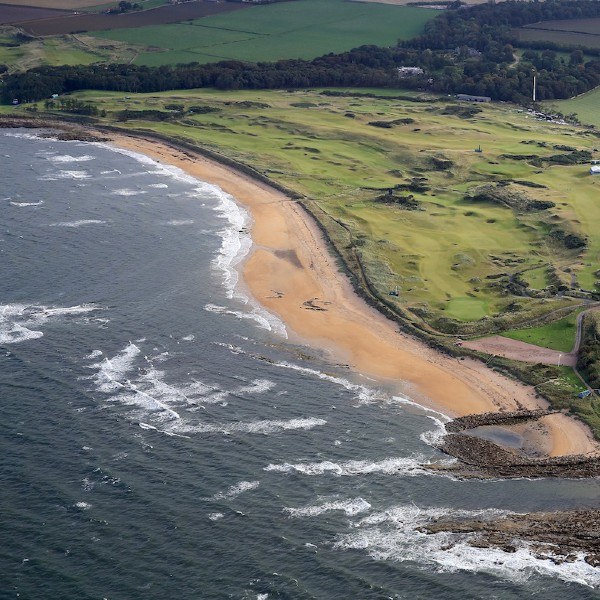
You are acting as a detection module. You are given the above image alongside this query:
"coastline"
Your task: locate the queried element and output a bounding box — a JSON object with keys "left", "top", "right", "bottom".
{"left": 106, "top": 131, "right": 598, "bottom": 458}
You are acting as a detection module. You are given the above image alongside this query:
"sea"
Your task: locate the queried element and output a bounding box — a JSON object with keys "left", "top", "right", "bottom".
{"left": 1, "top": 129, "right": 600, "bottom": 600}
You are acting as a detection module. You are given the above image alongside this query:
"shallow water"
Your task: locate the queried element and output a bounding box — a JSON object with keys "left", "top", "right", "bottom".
{"left": 2, "top": 130, "right": 600, "bottom": 599}
{"left": 464, "top": 426, "right": 524, "bottom": 449}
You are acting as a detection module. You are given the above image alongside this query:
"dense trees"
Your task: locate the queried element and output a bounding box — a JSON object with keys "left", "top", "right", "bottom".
{"left": 2, "top": 0, "right": 600, "bottom": 105}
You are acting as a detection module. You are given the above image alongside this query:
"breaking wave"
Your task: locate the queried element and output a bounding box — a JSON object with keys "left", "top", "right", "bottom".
{"left": 0, "top": 303, "right": 98, "bottom": 345}
{"left": 332, "top": 504, "right": 600, "bottom": 588}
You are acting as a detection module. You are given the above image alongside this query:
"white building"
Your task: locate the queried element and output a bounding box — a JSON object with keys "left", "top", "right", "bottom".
{"left": 398, "top": 67, "right": 424, "bottom": 78}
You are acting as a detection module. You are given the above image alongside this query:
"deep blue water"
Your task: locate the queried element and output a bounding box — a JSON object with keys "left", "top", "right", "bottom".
{"left": 1, "top": 130, "right": 600, "bottom": 599}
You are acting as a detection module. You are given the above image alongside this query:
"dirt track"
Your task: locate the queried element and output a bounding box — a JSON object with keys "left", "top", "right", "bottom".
{"left": 462, "top": 336, "right": 575, "bottom": 366}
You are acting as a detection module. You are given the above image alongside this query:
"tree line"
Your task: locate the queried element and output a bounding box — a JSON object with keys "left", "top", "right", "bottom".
{"left": 2, "top": 0, "right": 599, "bottom": 105}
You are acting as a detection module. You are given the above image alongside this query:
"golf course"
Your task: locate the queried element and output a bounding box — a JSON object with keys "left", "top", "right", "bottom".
{"left": 51, "top": 87, "right": 598, "bottom": 334}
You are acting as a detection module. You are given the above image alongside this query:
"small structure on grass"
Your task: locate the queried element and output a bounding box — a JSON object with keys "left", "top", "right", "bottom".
{"left": 456, "top": 94, "right": 491, "bottom": 103}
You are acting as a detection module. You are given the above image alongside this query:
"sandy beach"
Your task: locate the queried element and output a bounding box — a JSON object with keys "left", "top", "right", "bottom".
{"left": 109, "top": 132, "right": 598, "bottom": 458}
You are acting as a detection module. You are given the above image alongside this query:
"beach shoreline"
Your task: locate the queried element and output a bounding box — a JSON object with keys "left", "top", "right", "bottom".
{"left": 104, "top": 131, "right": 598, "bottom": 459}
{"left": 2, "top": 115, "right": 592, "bottom": 458}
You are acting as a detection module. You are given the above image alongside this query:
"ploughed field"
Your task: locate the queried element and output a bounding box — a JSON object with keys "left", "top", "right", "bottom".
{"left": 0, "top": 3, "right": 71, "bottom": 25}
{"left": 513, "top": 18, "right": 600, "bottom": 50}
{"left": 52, "top": 88, "right": 599, "bottom": 337}
{"left": 0, "top": 0, "right": 107, "bottom": 8}
{"left": 13, "top": 0, "right": 247, "bottom": 36}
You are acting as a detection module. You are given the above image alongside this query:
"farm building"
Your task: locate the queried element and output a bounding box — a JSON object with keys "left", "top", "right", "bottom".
{"left": 398, "top": 67, "right": 424, "bottom": 77}
{"left": 456, "top": 94, "right": 491, "bottom": 103}
{"left": 591, "top": 165, "right": 600, "bottom": 175}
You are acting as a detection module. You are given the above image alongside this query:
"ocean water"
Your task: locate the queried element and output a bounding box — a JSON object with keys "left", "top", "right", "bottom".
{"left": 1, "top": 129, "right": 600, "bottom": 600}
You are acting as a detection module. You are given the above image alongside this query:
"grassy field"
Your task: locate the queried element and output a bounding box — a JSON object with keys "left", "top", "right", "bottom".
{"left": 92, "top": 0, "right": 434, "bottom": 66}
{"left": 0, "top": 27, "right": 139, "bottom": 71}
{"left": 502, "top": 312, "right": 581, "bottom": 352}
{"left": 544, "top": 86, "right": 600, "bottom": 128}
{"left": 30, "top": 87, "right": 598, "bottom": 336}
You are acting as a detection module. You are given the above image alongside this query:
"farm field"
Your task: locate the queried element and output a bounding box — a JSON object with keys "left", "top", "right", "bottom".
{"left": 0, "top": 4, "right": 70, "bottom": 26}
{"left": 544, "top": 86, "right": 600, "bottom": 128}
{"left": 34, "top": 87, "right": 599, "bottom": 335}
{"left": 0, "top": 0, "right": 103, "bottom": 7}
{"left": 0, "top": 27, "right": 139, "bottom": 70}
{"left": 514, "top": 18, "right": 600, "bottom": 49}
{"left": 14, "top": 0, "right": 247, "bottom": 36}
{"left": 92, "top": 0, "right": 435, "bottom": 66}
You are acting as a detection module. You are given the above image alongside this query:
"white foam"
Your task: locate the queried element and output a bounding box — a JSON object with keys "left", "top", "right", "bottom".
{"left": 97, "top": 144, "right": 202, "bottom": 187}
{"left": 271, "top": 361, "right": 393, "bottom": 405}
{"left": 4, "top": 131, "right": 46, "bottom": 141}
{"left": 264, "top": 455, "right": 451, "bottom": 477}
{"left": 175, "top": 417, "right": 326, "bottom": 436}
{"left": 92, "top": 342, "right": 141, "bottom": 393}
{"left": 49, "top": 154, "right": 94, "bottom": 163}
{"left": 285, "top": 497, "right": 371, "bottom": 518}
{"left": 204, "top": 303, "right": 285, "bottom": 337}
{"left": 271, "top": 360, "right": 451, "bottom": 442}
{"left": 181, "top": 334, "right": 195, "bottom": 341}
{"left": 149, "top": 183, "right": 168, "bottom": 189}
{"left": 332, "top": 504, "right": 600, "bottom": 589}
{"left": 48, "top": 220, "right": 107, "bottom": 228}
{"left": 74, "top": 501, "right": 92, "bottom": 510}
{"left": 206, "top": 480, "right": 260, "bottom": 501}
{"left": 208, "top": 512, "right": 224, "bottom": 521}
{"left": 85, "top": 350, "right": 103, "bottom": 359}
{"left": 420, "top": 415, "right": 449, "bottom": 447}
{"left": 0, "top": 303, "right": 97, "bottom": 345}
{"left": 234, "top": 379, "right": 276, "bottom": 395}
{"left": 113, "top": 188, "right": 147, "bottom": 196}
{"left": 139, "top": 422, "right": 157, "bottom": 431}
{"left": 166, "top": 219, "right": 194, "bottom": 226}
{"left": 0, "top": 322, "right": 43, "bottom": 345}
{"left": 40, "top": 170, "right": 90, "bottom": 180}
{"left": 82, "top": 477, "right": 94, "bottom": 491}
{"left": 9, "top": 200, "right": 44, "bottom": 207}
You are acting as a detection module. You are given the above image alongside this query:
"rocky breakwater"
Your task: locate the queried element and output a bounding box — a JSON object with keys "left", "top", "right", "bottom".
{"left": 432, "top": 433, "right": 600, "bottom": 478}
{"left": 444, "top": 409, "right": 556, "bottom": 433}
{"left": 420, "top": 509, "right": 600, "bottom": 567}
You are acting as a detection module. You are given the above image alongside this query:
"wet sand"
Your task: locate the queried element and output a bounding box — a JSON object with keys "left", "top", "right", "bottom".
{"left": 108, "top": 133, "right": 598, "bottom": 458}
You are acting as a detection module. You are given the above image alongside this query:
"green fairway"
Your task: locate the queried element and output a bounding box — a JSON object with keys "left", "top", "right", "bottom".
{"left": 92, "top": 0, "right": 434, "bottom": 65}
{"left": 502, "top": 312, "right": 581, "bottom": 352}
{"left": 544, "top": 86, "right": 600, "bottom": 128}
{"left": 37, "top": 87, "right": 599, "bottom": 334}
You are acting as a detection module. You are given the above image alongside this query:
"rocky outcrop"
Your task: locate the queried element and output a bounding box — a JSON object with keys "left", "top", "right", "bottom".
{"left": 421, "top": 509, "right": 600, "bottom": 566}
{"left": 0, "top": 116, "right": 109, "bottom": 142}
